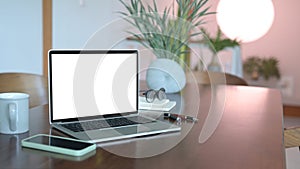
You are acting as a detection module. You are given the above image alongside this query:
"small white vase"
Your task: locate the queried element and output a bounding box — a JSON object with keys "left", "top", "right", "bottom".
{"left": 146, "top": 58, "right": 186, "bottom": 93}
{"left": 207, "top": 53, "right": 222, "bottom": 72}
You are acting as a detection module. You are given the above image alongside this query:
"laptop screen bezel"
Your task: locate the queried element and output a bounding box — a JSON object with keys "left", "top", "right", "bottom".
{"left": 48, "top": 49, "right": 139, "bottom": 123}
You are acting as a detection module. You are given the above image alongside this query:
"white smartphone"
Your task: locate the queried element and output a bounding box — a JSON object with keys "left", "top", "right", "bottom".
{"left": 21, "top": 134, "right": 96, "bottom": 156}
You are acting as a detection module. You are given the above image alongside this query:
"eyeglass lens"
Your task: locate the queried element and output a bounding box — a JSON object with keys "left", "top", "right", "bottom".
{"left": 157, "top": 88, "right": 166, "bottom": 100}
{"left": 145, "top": 90, "right": 156, "bottom": 103}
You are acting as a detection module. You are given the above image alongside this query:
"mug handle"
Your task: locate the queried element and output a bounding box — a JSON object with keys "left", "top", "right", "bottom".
{"left": 8, "top": 103, "right": 18, "bottom": 131}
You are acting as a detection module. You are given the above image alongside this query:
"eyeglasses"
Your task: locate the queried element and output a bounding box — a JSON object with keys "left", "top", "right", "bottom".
{"left": 140, "top": 88, "right": 167, "bottom": 103}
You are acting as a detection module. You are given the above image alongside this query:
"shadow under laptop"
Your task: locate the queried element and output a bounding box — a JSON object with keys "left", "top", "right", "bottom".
{"left": 49, "top": 125, "right": 182, "bottom": 158}
{"left": 95, "top": 130, "right": 182, "bottom": 158}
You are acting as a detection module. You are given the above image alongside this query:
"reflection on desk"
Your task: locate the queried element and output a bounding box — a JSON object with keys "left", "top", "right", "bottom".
{"left": 0, "top": 85, "right": 285, "bottom": 169}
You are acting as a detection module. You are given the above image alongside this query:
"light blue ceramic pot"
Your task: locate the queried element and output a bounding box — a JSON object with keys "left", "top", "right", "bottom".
{"left": 146, "top": 58, "right": 186, "bottom": 93}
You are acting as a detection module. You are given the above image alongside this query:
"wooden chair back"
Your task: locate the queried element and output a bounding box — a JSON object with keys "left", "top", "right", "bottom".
{"left": 187, "top": 71, "right": 248, "bottom": 86}
{"left": 0, "top": 73, "right": 48, "bottom": 108}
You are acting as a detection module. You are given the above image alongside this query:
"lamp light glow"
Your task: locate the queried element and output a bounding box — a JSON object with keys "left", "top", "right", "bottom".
{"left": 216, "top": 0, "right": 275, "bottom": 43}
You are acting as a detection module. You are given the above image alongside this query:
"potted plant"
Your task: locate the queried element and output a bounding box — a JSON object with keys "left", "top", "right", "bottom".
{"left": 201, "top": 27, "right": 240, "bottom": 72}
{"left": 119, "top": 0, "right": 213, "bottom": 93}
{"left": 243, "top": 56, "right": 280, "bottom": 80}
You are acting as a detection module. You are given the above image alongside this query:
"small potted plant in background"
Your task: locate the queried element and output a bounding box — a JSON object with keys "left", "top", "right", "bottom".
{"left": 201, "top": 27, "right": 240, "bottom": 72}
{"left": 243, "top": 56, "right": 281, "bottom": 80}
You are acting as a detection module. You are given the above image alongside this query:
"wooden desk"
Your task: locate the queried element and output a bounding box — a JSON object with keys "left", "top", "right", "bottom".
{"left": 0, "top": 85, "right": 285, "bottom": 169}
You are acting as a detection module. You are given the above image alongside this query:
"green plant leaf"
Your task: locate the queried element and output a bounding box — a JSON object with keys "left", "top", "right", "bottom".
{"left": 119, "top": 0, "right": 213, "bottom": 65}
{"left": 243, "top": 56, "right": 281, "bottom": 80}
{"left": 201, "top": 27, "right": 240, "bottom": 54}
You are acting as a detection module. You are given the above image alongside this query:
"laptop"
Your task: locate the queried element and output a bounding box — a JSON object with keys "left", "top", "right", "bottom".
{"left": 48, "top": 49, "right": 180, "bottom": 143}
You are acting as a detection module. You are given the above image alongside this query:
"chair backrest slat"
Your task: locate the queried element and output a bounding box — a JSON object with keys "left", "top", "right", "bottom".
{"left": 186, "top": 71, "right": 248, "bottom": 86}
{"left": 0, "top": 73, "right": 48, "bottom": 108}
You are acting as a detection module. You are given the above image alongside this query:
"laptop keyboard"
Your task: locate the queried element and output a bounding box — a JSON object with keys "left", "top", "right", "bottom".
{"left": 61, "top": 116, "right": 154, "bottom": 132}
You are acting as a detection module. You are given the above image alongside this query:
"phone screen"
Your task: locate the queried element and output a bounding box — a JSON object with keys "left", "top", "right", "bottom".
{"left": 25, "top": 135, "right": 93, "bottom": 150}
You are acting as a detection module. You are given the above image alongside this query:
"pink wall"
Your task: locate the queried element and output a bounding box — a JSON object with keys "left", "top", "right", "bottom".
{"left": 204, "top": 0, "right": 300, "bottom": 105}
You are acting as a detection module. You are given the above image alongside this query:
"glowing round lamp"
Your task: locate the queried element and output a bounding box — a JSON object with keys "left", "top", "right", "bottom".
{"left": 216, "top": 0, "right": 275, "bottom": 43}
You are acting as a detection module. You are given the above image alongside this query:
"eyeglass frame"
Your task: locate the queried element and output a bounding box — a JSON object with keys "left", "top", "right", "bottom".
{"left": 140, "top": 88, "right": 167, "bottom": 103}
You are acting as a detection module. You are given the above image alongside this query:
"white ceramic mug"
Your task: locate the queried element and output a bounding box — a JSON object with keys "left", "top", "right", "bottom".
{"left": 0, "top": 92, "right": 29, "bottom": 134}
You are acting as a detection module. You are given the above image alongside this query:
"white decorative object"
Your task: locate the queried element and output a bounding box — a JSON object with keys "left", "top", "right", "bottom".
{"left": 146, "top": 59, "right": 186, "bottom": 93}
{"left": 227, "top": 45, "right": 243, "bottom": 78}
{"left": 207, "top": 54, "right": 222, "bottom": 72}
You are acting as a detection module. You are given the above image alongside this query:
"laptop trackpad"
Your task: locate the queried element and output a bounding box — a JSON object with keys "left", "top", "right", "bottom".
{"left": 114, "top": 125, "right": 150, "bottom": 135}
{"left": 86, "top": 125, "right": 150, "bottom": 140}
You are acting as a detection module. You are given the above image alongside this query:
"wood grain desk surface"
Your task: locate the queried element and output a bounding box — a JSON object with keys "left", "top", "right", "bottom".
{"left": 0, "top": 84, "right": 285, "bottom": 169}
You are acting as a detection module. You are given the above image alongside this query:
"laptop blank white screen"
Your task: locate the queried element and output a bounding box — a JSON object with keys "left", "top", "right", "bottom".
{"left": 50, "top": 51, "right": 138, "bottom": 121}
